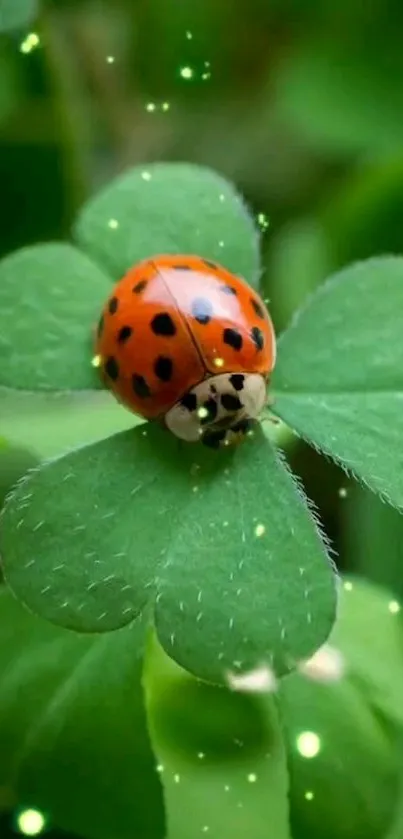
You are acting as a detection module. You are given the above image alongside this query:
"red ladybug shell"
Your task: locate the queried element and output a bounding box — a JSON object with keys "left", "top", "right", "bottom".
{"left": 95, "top": 254, "right": 276, "bottom": 420}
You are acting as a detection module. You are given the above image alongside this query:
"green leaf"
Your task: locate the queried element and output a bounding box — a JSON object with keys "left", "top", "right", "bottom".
{"left": 0, "top": 587, "right": 164, "bottom": 839}
{"left": 146, "top": 637, "right": 291, "bottom": 839}
{"left": 0, "top": 388, "right": 138, "bottom": 460}
{"left": 263, "top": 217, "right": 330, "bottom": 333}
{"left": 280, "top": 671, "right": 399, "bottom": 839}
{"left": 0, "top": 439, "right": 39, "bottom": 511}
{"left": 275, "top": 36, "right": 403, "bottom": 155}
{"left": 0, "top": 44, "right": 23, "bottom": 125}
{"left": 0, "top": 424, "right": 336, "bottom": 684}
{"left": 343, "top": 481, "right": 403, "bottom": 600}
{"left": 331, "top": 577, "right": 403, "bottom": 728}
{"left": 322, "top": 158, "right": 403, "bottom": 269}
{"left": 272, "top": 256, "right": 403, "bottom": 509}
{"left": 74, "top": 162, "right": 261, "bottom": 286}
{"left": 0, "top": 243, "right": 112, "bottom": 391}
{"left": 0, "top": 0, "right": 37, "bottom": 32}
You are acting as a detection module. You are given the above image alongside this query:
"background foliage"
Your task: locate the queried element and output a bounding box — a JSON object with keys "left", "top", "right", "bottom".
{"left": 1, "top": 1, "right": 403, "bottom": 838}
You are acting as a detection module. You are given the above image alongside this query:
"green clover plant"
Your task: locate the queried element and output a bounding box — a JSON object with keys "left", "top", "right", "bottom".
{"left": 0, "top": 161, "right": 403, "bottom": 838}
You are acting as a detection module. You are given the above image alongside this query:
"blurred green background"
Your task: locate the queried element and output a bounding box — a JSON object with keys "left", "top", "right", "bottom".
{"left": 2, "top": 1, "right": 403, "bottom": 837}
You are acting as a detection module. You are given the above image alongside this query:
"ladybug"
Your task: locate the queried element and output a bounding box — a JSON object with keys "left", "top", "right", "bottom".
{"left": 94, "top": 255, "right": 276, "bottom": 448}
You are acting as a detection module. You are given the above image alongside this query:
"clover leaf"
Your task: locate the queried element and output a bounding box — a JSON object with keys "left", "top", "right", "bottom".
{"left": 0, "top": 243, "right": 111, "bottom": 391}
{"left": 0, "top": 424, "right": 336, "bottom": 683}
{"left": 0, "top": 586, "right": 164, "bottom": 839}
{"left": 272, "top": 256, "right": 403, "bottom": 509}
{"left": 74, "top": 162, "right": 261, "bottom": 286}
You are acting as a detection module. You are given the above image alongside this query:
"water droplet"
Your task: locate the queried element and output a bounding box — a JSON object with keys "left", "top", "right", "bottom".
{"left": 389, "top": 600, "right": 401, "bottom": 614}
{"left": 141, "top": 171, "right": 152, "bottom": 181}
{"left": 247, "top": 773, "right": 257, "bottom": 783}
{"left": 343, "top": 580, "right": 353, "bottom": 591}
{"left": 338, "top": 487, "right": 348, "bottom": 498}
{"left": 146, "top": 102, "right": 156, "bottom": 112}
{"left": 174, "top": 773, "right": 181, "bottom": 783}
{"left": 305, "top": 790, "right": 314, "bottom": 801}
{"left": 106, "top": 55, "right": 115, "bottom": 63}
{"left": 108, "top": 218, "right": 119, "bottom": 229}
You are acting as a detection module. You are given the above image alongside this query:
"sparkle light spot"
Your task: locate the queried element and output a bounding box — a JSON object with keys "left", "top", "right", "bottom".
{"left": 91, "top": 354, "right": 102, "bottom": 368}
{"left": 219, "top": 240, "right": 225, "bottom": 247}
{"left": 298, "top": 644, "right": 345, "bottom": 683}
{"left": 16, "top": 809, "right": 46, "bottom": 836}
{"left": 202, "top": 72, "right": 211, "bottom": 80}
{"left": 156, "top": 764, "right": 164, "bottom": 773}
{"left": 296, "top": 731, "right": 321, "bottom": 759}
{"left": 247, "top": 773, "right": 257, "bottom": 783}
{"left": 343, "top": 580, "right": 353, "bottom": 592}
{"left": 389, "top": 600, "right": 401, "bottom": 614}
{"left": 224, "top": 785, "right": 230, "bottom": 792}
{"left": 108, "top": 218, "right": 119, "bottom": 229}
{"left": 174, "top": 774, "right": 180, "bottom": 783}
{"left": 257, "top": 212, "right": 269, "bottom": 231}
{"left": 146, "top": 102, "right": 156, "bottom": 112}
{"left": 197, "top": 406, "right": 209, "bottom": 420}
{"left": 106, "top": 55, "right": 115, "bottom": 63}
{"left": 141, "top": 171, "right": 152, "bottom": 181}
{"left": 305, "top": 791, "right": 314, "bottom": 801}
{"left": 219, "top": 193, "right": 225, "bottom": 202}
{"left": 20, "top": 33, "right": 40, "bottom": 54}
{"left": 186, "top": 30, "right": 193, "bottom": 39}
{"left": 226, "top": 663, "right": 277, "bottom": 693}
{"left": 202, "top": 827, "right": 209, "bottom": 833}
{"left": 180, "top": 65, "right": 194, "bottom": 79}
{"left": 213, "top": 357, "right": 224, "bottom": 368}
{"left": 254, "top": 523, "right": 265, "bottom": 538}
{"left": 162, "top": 102, "right": 170, "bottom": 111}
{"left": 198, "top": 752, "right": 205, "bottom": 759}
{"left": 338, "top": 487, "right": 348, "bottom": 498}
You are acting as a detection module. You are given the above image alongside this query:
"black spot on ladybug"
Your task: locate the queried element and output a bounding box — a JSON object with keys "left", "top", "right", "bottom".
{"left": 229, "top": 373, "right": 245, "bottom": 391}
{"left": 181, "top": 392, "right": 197, "bottom": 412}
{"left": 105, "top": 356, "right": 119, "bottom": 381}
{"left": 203, "top": 259, "right": 218, "bottom": 270}
{"left": 132, "top": 374, "right": 151, "bottom": 398}
{"left": 200, "top": 397, "right": 218, "bottom": 425}
{"left": 117, "top": 325, "right": 133, "bottom": 343}
{"left": 133, "top": 279, "right": 148, "bottom": 294}
{"left": 191, "top": 297, "right": 214, "bottom": 325}
{"left": 173, "top": 264, "right": 192, "bottom": 270}
{"left": 151, "top": 313, "right": 177, "bottom": 337}
{"left": 154, "top": 355, "right": 173, "bottom": 382}
{"left": 221, "top": 393, "right": 242, "bottom": 412}
{"left": 108, "top": 296, "right": 118, "bottom": 315}
{"left": 202, "top": 428, "right": 227, "bottom": 449}
{"left": 220, "top": 285, "right": 237, "bottom": 296}
{"left": 210, "top": 383, "right": 217, "bottom": 394}
{"left": 97, "top": 314, "right": 104, "bottom": 337}
{"left": 251, "top": 326, "right": 264, "bottom": 351}
{"left": 223, "top": 327, "right": 243, "bottom": 351}
{"left": 251, "top": 298, "right": 265, "bottom": 319}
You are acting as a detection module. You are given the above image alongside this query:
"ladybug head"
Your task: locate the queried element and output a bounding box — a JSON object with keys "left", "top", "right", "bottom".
{"left": 164, "top": 372, "right": 267, "bottom": 448}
